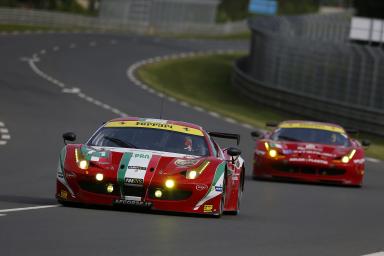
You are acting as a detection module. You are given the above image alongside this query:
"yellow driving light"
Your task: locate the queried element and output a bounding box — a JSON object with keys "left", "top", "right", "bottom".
{"left": 95, "top": 173, "right": 104, "bottom": 181}
{"left": 79, "top": 160, "right": 89, "bottom": 170}
{"left": 106, "top": 184, "right": 114, "bottom": 193}
{"left": 341, "top": 156, "right": 350, "bottom": 164}
{"left": 154, "top": 190, "right": 162, "bottom": 198}
{"left": 165, "top": 179, "right": 175, "bottom": 189}
{"left": 269, "top": 149, "right": 277, "bottom": 158}
{"left": 187, "top": 170, "right": 198, "bottom": 180}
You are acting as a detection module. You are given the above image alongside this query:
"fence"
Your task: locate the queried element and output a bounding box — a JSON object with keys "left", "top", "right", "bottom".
{"left": 0, "top": 7, "right": 247, "bottom": 35}
{"left": 233, "top": 12, "right": 384, "bottom": 135}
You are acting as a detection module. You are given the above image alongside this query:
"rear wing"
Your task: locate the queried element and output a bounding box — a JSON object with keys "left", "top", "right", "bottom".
{"left": 208, "top": 132, "right": 240, "bottom": 145}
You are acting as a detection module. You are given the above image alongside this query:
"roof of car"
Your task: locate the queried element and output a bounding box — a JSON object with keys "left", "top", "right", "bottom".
{"left": 278, "top": 120, "right": 346, "bottom": 134}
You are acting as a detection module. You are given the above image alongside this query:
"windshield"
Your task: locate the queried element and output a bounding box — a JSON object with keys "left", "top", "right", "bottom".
{"left": 88, "top": 127, "right": 210, "bottom": 156}
{"left": 271, "top": 128, "right": 350, "bottom": 146}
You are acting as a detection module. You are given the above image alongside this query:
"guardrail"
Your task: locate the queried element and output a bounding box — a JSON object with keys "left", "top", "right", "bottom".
{"left": 0, "top": 7, "right": 247, "bottom": 35}
{"left": 233, "top": 12, "right": 384, "bottom": 135}
{"left": 233, "top": 57, "right": 384, "bottom": 135}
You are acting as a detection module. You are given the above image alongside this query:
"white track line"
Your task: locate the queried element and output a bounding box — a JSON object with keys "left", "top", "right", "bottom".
{"left": 24, "top": 56, "right": 128, "bottom": 118}
{"left": 362, "top": 252, "right": 384, "bottom": 256}
{"left": 366, "top": 157, "right": 380, "bottom": 163}
{"left": 0, "top": 205, "right": 59, "bottom": 215}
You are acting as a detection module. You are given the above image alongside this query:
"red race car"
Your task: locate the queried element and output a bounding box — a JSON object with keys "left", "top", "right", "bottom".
{"left": 56, "top": 117, "right": 245, "bottom": 216}
{"left": 251, "top": 120, "right": 370, "bottom": 187}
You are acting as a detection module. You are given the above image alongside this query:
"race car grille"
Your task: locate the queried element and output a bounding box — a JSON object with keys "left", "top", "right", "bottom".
{"left": 272, "top": 164, "right": 346, "bottom": 176}
{"left": 122, "top": 185, "right": 145, "bottom": 198}
{"left": 148, "top": 187, "right": 192, "bottom": 200}
{"left": 79, "top": 181, "right": 120, "bottom": 196}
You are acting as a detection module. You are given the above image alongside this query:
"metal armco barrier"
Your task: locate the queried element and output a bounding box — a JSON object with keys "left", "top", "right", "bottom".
{"left": 233, "top": 12, "right": 384, "bottom": 135}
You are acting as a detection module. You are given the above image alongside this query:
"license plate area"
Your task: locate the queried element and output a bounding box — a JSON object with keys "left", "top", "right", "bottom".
{"left": 113, "top": 199, "right": 152, "bottom": 207}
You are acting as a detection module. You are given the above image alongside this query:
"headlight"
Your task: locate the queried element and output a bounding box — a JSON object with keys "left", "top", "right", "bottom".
{"left": 165, "top": 179, "right": 175, "bottom": 188}
{"left": 175, "top": 158, "right": 200, "bottom": 167}
{"left": 269, "top": 149, "right": 278, "bottom": 158}
{"left": 185, "top": 160, "right": 210, "bottom": 179}
{"left": 95, "top": 173, "right": 104, "bottom": 181}
{"left": 75, "top": 148, "right": 89, "bottom": 170}
{"left": 341, "top": 149, "right": 357, "bottom": 164}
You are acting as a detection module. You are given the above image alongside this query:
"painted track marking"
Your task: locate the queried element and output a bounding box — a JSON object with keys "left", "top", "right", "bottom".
{"left": 0, "top": 122, "right": 11, "bottom": 146}
{"left": 362, "top": 252, "right": 384, "bottom": 256}
{"left": 0, "top": 205, "right": 60, "bottom": 216}
{"left": 22, "top": 52, "right": 128, "bottom": 118}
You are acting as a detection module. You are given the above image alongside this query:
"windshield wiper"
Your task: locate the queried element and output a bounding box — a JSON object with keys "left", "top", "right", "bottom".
{"left": 103, "top": 136, "right": 137, "bottom": 148}
{"left": 278, "top": 135, "right": 301, "bottom": 142}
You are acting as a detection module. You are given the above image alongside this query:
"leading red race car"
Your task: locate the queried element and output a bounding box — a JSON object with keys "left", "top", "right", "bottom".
{"left": 56, "top": 117, "right": 245, "bottom": 216}
{"left": 251, "top": 120, "right": 370, "bottom": 187}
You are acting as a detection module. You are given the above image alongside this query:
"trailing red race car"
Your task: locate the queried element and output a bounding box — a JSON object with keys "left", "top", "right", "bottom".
{"left": 56, "top": 117, "right": 245, "bottom": 216}
{"left": 251, "top": 120, "right": 370, "bottom": 187}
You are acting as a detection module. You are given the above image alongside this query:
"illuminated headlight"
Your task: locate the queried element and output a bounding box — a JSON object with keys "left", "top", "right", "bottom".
{"left": 185, "top": 161, "right": 210, "bottom": 179}
{"left": 175, "top": 158, "right": 200, "bottom": 167}
{"left": 341, "top": 149, "right": 357, "bottom": 164}
{"left": 154, "top": 190, "right": 162, "bottom": 198}
{"left": 186, "top": 170, "right": 198, "bottom": 179}
{"left": 79, "top": 160, "right": 89, "bottom": 170}
{"left": 269, "top": 149, "right": 278, "bottom": 158}
{"left": 106, "top": 184, "right": 114, "bottom": 193}
{"left": 95, "top": 173, "right": 104, "bottom": 181}
{"left": 75, "top": 148, "right": 89, "bottom": 170}
{"left": 341, "top": 156, "right": 350, "bottom": 164}
{"left": 165, "top": 179, "right": 175, "bottom": 189}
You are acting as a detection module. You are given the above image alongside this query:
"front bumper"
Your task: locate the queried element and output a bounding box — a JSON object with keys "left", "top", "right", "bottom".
{"left": 253, "top": 156, "right": 364, "bottom": 186}
{"left": 56, "top": 173, "right": 221, "bottom": 215}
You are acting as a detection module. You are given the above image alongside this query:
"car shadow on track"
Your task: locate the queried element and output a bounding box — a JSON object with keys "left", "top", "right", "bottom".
{"left": 60, "top": 202, "right": 223, "bottom": 219}
{"left": 0, "top": 195, "right": 58, "bottom": 205}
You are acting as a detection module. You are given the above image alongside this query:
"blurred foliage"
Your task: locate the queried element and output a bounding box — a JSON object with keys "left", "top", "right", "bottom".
{"left": 0, "top": 0, "right": 98, "bottom": 15}
{"left": 216, "top": 0, "right": 250, "bottom": 22}
{"left": 354, "top": 0, "right": 384, "bottom": 19}
{"left": 277, "top": 0, "right": 319, "bottom": 15}
{"left": 216, "top": 0, "right": 320, "bottom": 22}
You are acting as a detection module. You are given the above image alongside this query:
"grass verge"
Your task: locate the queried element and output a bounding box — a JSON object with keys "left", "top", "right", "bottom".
{"left": 137, "top": 53, "right": 384, "bottom": 160}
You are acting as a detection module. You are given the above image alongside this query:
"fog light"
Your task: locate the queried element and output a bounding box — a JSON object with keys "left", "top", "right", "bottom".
{"left": 95, "top": 173, "right": 104, "bottom": 181}
{"left": 341, "top": 156, "right": 350, "bottom": 164}
{"left": 269, "top": 149, "right": 277, "bottom": 158}
{"left": 79, "top": 160, "right": 89, "bottom": 170}
{"left": 107, "top": 184, "right": 114, "bottom": 193}
{"left": 165, "top": 179, "right": 175, "bottom": 189}
{"left": 154, "top": 190, "right": 162, "bottom": 198}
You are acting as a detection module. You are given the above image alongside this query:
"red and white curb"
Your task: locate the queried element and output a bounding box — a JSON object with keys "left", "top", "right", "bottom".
{"left": 0, "top": 121, "right": 10, "bottom": 146}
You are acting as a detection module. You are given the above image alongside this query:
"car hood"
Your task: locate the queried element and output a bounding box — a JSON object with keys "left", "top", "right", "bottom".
{"left": 80, "top": 145, "right": 205, "bottom": 175}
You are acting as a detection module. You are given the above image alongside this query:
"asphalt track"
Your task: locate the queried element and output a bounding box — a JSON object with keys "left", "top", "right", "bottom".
{"left": 0, "top": 32, "right": 383, "bottom": 256}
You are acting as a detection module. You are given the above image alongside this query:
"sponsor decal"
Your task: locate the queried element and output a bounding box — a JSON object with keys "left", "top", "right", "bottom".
{"left": 279, "top": 122, "right": 346, "bottom": 134}
{"left": 127, "top": 166, "right": 147, "bottom": 171}
{"left": 283, "top": 149, "right": 293, "bottom": 155}
{"left": 215, "top": 186, "right": 223, "bottom": 192}
{"left": 105, "top": 121, "right": 204, "bottom": 136}
{"left": 114, "top": 199, "right": 152, "bottom": 207}
{"left": 196, "top": 184, "right": 208, "bottom": 191}
{"left": 124, "top": 178, "right": 144, "bottom": 185}
{"left": 289, "top": 158, "right": 328, "bottom": 165}
{"left": 203, "top": 205, "right": 213, "bottom": 213}
{"left": 133, "top": 153, "right": 150, "bottom": 159}
{"left": 353, "top": 159, "right": 365, "bottom": 164}
{"left": 60, "top": 190, "right": 68, "bottom": 199}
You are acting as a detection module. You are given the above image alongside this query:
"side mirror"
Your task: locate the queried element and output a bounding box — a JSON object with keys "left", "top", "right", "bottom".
{"left": 266, "top": 121, "right": 278, "bottom": 128}
{"left": 251, "top": 131, "right": 261, "bottom": 139}
{"left": 63, "top": 132, "right": 76, "bottom": 145}
{"left": 227, "top": 147, "right": 241, "bottom": 157}
{"left": 361, "top": 139, "right": 371, "bottom": 147}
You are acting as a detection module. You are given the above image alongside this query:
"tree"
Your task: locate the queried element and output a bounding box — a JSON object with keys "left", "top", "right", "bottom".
{"left": 354, "top": 0, "right": 384, "bottom": 19}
